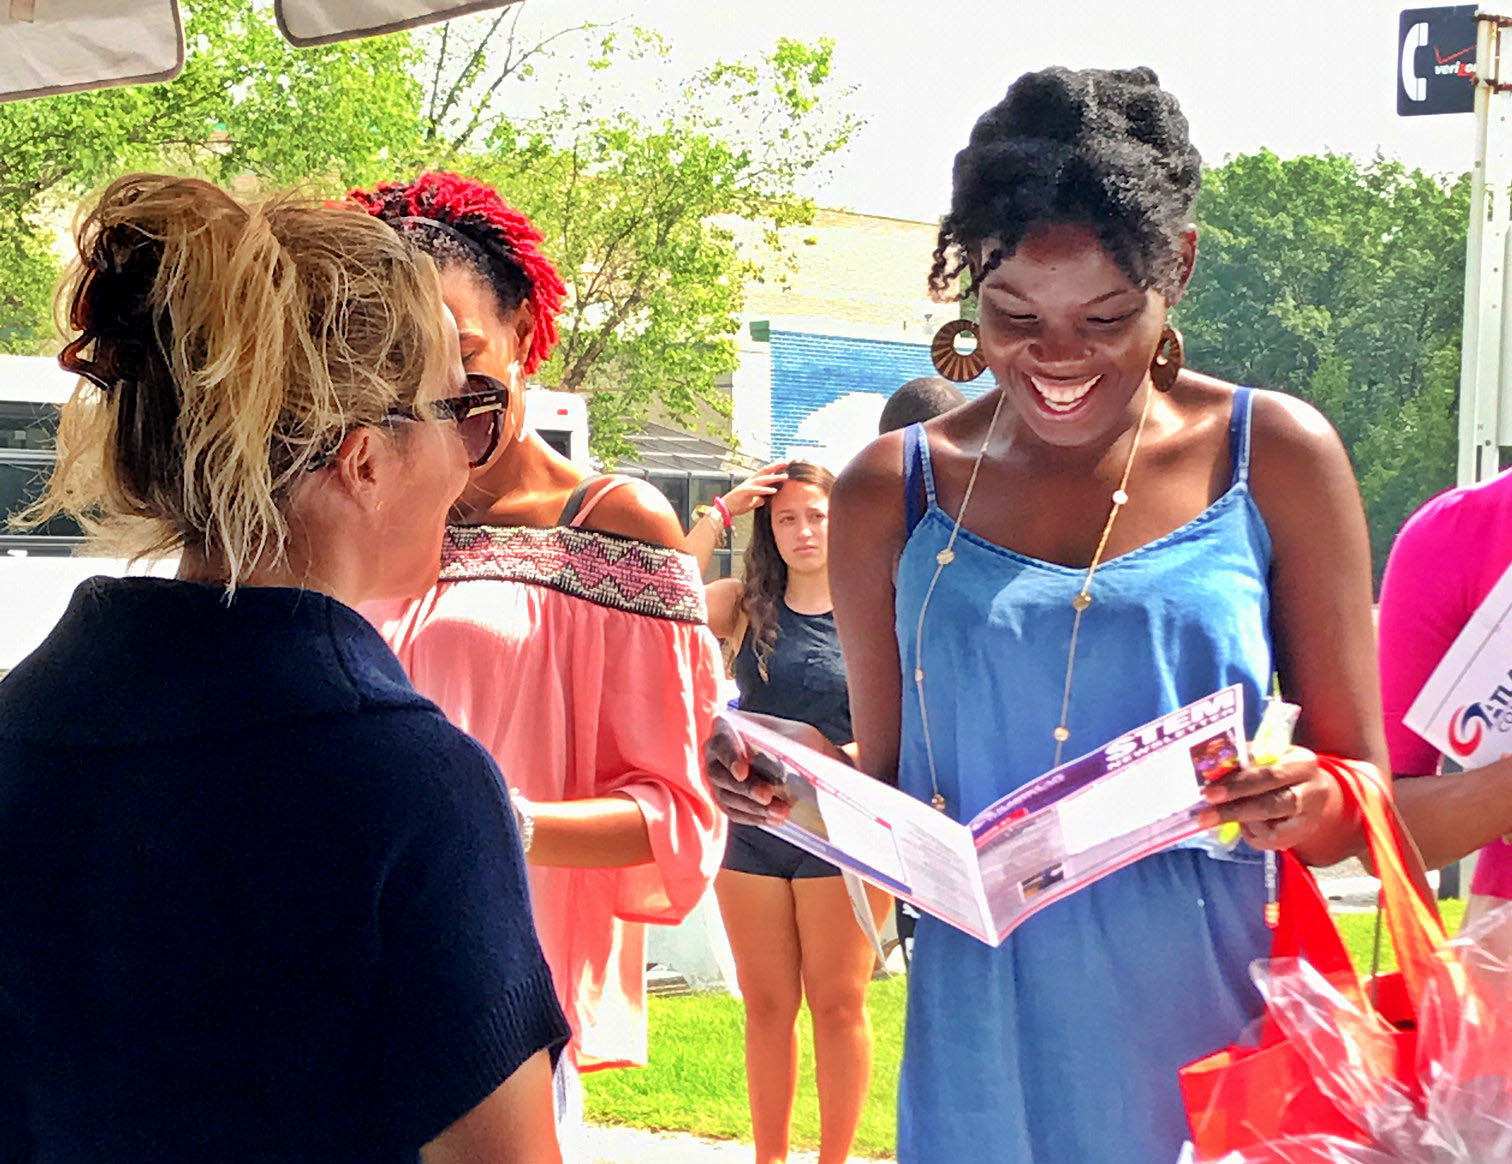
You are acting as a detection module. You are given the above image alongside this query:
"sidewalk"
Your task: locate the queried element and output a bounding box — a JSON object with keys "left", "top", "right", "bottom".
{"left": 1316, "top": 856, "right": 1443, "bottom": 913}
{"left": 580, "top": 1123, "right": 895, "bottom": 1164}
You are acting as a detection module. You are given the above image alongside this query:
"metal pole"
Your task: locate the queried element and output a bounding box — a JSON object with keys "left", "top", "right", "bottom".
{"left": 1459, "top": 10, "right": 1512, "bottom": 486}
{"left": 1449, "top": 9, "right": 1512, "bottom": 898}
{"left": 1458, "top": 16, "right": 1492, "bottom": 487}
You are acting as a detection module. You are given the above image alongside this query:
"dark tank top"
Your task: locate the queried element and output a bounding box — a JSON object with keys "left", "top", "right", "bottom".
{"left": 731, "top": 598, "right": 852, "bottom": 746}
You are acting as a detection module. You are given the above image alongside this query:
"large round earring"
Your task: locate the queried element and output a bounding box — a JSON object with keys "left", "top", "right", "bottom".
{"left": 931, "top": 319, "right": 988, "bottom": 382}
{"left": 1150, "top": 325, "right": 1184, "bottom": 392}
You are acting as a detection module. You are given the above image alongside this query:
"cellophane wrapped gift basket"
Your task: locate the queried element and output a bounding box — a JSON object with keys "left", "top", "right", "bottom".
{"left": 1180, "top": 758, "right": 1512, "bottom": 1164}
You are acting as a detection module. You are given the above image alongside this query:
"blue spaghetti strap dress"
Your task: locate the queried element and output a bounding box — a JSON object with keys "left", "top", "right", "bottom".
{"left": 894, "top": 387, "right": 1274, "bottom": 1164}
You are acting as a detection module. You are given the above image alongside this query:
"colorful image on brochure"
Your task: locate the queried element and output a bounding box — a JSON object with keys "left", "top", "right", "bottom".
{"left": 1189, "top": 730, "right": 1242, "bottom": 786}
{"left": 746, "top": 740, "right": 830, "bottom": 841}
{"left": 1019, "top": 864, "right": 1066, "bottom": 900}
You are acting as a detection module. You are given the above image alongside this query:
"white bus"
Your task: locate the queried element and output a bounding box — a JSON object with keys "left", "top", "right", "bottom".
{"left": 525, "top": 388, "right": 589, "bottom": 468}
{"left": 0, "top": 354, "right": 589, "bottom": 672}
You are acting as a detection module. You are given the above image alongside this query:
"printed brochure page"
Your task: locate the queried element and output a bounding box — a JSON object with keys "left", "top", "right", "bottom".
{"left": 723, "top": 684, "right": 1248, "bottom": 947}
{"left": 1404, "top": 555, "right": 1512, "bottom": 768}
{"left": 726, "top": 712, "right": 997, "bottom": 941}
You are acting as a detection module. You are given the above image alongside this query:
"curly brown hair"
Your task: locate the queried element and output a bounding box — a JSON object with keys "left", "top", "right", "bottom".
{"left": 740, "top": 461, "right": 835, "bottom": 682}
{"left": 347, "top": 171, "right": 564, "bottom": 376}
{"left": 929, "top": 67, "right": 1201, "bottom": 303}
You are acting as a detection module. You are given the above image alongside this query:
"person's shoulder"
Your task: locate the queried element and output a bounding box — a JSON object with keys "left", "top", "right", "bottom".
{"left": 706, "top": 576, "right": 744, "bottom": 607}
{"left": 841, "top": 393, "right": 992, "bottom": 500}
{"left": 1179, "top": 376, "right": 1358, "bottom": 534}
{"left": 1173, "top": 372, "right": 1331, "bottom": 446}
{"left": 1219, "top": 381, "right": 1351, "bottom": 484}
{"left": 343, "top": 702, "right": 508, "bottom": 818}
{"left": 326, "top": 615, "right": 493, "bottom": 781}
{"left": 837, "top": 395, "right": 997, "bottom": 518}
{"left": 1386, "top": 470, "right": 1512, "bottom": 571}
{"left": 838, "top": 428, "right": 907, "bottom": 494}
{"left": 1240, "top": 383, "right": 1340, "bottom": 454}
{"left": 833, "top": 431, "right": 910, "bottom": 538}
{"left": 581, "top": 476, "right": 685, "bottom": 548}
{"left": 705, "top": 575, "right": 744, "bottom": 631}
{"left": 1411, "top": 466, "right": 1512, "bottom": 533}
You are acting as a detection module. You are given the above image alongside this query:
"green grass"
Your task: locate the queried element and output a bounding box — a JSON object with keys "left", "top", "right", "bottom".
{"left": 584, "top": 976, "right": 906, "bottom": 1158}
{"left": 1335, "top": 896, "right": 1465, "bottom": 973}
{"left": 585, "top": 901, "right": 1468, "bottom": 1156}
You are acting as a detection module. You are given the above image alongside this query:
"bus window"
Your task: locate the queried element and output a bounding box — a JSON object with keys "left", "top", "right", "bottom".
{"left": 0, "top": 401, "right": 58, "bottom": 452}
{"left": 524, "top": 389, "right": 589, "bottom": 468}
{"left": 0, "top": 454, "right": 84, "bottom": 544}
{"left": 0, "top": 401, "right": 84, "bottom": 547}
{"left": 536, "top": 428, "right": 573, "bottom": 460}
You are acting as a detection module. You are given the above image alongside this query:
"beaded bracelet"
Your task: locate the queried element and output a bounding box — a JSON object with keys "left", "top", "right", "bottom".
{"left": 703, "top": 506, "right": 728, "bottom": 547}
{"left": 711, "top": 495, "right": 733, "bottom": 531}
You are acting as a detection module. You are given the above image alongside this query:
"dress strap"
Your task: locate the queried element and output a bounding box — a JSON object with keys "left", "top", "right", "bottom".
{"left": 556, "top": 478, "right": 594, "bottom": 526}
{"left": 902, "top": 423, "right": 938, "bottom": 536}
{"left": 561, "top": 475, "right": 634, "bottom": 528}
{"left": 1228, "top": 386, "right": 1256, "bottom": 489}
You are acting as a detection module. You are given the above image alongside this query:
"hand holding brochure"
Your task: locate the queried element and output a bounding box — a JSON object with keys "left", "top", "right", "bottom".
{"left": 723, "top": 685, "right": 1248, "bottom": 946}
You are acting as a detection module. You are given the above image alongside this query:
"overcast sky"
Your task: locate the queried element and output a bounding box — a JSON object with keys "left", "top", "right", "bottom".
{"left": 508, "top": 0, "right": 1480, "bottom": 221}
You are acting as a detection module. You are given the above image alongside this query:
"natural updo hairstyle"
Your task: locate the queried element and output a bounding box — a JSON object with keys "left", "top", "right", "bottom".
{"left": 347, "top": 172, "right": 565, "bottom": 376}
{"left": 740, "top": 461, "right": 836, "bottom": 682}
{"left": 929, "top": 66, "right": 1202, "bottom": 303}
{"left": 22, "top": 173, "right": 449, "bottom": 588}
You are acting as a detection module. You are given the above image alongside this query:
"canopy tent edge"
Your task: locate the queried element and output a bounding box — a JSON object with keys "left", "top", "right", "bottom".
{"left": 0, "top": 0, "right": 518, "bottom": 104}
{"left": 274, "top": 0, "right": 516, "bottom": 49}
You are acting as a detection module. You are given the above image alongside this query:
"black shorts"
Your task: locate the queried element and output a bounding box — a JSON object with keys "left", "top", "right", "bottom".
{"left": 721, "top": 821, "right": 841, "bottom": 880}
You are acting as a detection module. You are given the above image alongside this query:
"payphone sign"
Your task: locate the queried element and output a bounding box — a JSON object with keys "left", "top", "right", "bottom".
{"left": 1399, "top": 6, "right": 1477, "bottom": 116}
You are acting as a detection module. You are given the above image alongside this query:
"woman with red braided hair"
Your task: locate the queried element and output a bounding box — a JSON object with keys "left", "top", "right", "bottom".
{"left": 352, "top": 173, "right": 725, "bottom": 1136}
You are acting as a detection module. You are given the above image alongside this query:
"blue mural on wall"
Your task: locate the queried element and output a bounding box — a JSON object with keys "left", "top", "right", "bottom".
{"left": 768, "top": 329, "right": 990, "bottom": 456}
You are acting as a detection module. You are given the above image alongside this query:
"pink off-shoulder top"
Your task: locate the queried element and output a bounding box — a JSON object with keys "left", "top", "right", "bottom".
{"left": 365, "top": 521, "right": 725, "bottom": 1069}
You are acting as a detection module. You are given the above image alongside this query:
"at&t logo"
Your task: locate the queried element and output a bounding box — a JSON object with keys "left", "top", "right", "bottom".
{"left": 1448, "top": 703, "right": 1492, "bottom": 758}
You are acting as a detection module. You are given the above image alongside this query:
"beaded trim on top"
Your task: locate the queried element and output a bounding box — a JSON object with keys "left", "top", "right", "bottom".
{"left": 439, "top": 525, "right": 709, "bottom": 625}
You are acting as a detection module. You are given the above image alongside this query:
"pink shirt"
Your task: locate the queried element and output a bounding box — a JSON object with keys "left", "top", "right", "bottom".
{"left": 366, "top": 523, "right": 725, "bottom": 1069}
{"left": 1378, "top": 469, "right": 1512, "bottom": 898}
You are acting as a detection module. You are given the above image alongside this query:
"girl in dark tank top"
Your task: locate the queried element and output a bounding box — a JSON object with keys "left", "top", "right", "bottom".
{"left": 704, "top": 461, "right": 890, "bottom": 1164}
{"left": 730, "top": 598, "right": 851, "bottom": 747}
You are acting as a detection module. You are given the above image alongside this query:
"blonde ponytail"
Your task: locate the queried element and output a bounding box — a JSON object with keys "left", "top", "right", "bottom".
{"left": 21, "top": 174, "right": 448, "bottom": 589}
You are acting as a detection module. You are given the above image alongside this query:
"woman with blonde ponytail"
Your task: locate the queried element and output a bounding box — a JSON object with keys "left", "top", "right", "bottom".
{"left": 0, "top": 174, "right": 567, "bottom": 1163}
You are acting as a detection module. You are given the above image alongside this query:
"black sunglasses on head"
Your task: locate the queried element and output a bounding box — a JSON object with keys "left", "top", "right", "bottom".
{"left": 307, "top": 371, "right": 510, "bottom": 471}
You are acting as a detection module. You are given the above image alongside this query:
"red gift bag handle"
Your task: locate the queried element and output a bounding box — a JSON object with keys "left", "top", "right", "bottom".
{"left": 1265, "top": 757, "right": 1449, "bottom": 1019}
{"left": 1325, "top": 758, "right": 1448, "bottom": 1006}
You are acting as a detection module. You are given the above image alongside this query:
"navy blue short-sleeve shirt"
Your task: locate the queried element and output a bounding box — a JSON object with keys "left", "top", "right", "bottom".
{"left": 0, "top": 577, "right": 568, "bottom": 1162}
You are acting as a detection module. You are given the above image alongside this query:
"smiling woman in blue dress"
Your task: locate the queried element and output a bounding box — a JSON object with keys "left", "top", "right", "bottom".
{"left": 708, "top": 67, "right": 1387, "bottom": 1163}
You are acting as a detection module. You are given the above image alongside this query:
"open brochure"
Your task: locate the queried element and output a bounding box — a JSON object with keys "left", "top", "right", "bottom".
{"left": 724, "top": 685, "right": 1248, "bottom": 946}
{"left": 1404, "top": 556, "right": 1512, "bottom": 768}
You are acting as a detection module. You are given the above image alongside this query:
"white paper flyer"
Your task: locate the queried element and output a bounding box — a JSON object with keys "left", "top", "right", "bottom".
{"left": 724, "top": 685, "right": 1249, "bottom": 946}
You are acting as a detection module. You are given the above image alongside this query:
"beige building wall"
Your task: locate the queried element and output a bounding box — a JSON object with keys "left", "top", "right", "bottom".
{"left": 741, "top": 207, "right": 950, "bottom": 339}
{"left": 727, "top": 207, "right": 955, "bottom": 459}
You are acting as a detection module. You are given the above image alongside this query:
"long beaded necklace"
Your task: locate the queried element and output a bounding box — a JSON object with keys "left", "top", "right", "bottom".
{"left": 913, "top": 383, "right": 1158, "bottom": 813}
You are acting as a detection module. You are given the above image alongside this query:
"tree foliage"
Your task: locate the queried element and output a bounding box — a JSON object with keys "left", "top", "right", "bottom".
{"left": 0, "top": 3, "right": 859, "bottom": 466}
{"left": 0, "top": 0, "right": 420, "bottom": 351}
{"left": 414, "top": 14, "right": 860, "bottom": 458}
{"left": 1181, "top": 151, "right": 1468, "bottom": 580}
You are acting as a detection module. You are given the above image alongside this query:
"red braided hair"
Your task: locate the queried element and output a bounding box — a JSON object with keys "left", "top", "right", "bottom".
{"left": 347, "top": 172, "right": 565, "bottom": 376}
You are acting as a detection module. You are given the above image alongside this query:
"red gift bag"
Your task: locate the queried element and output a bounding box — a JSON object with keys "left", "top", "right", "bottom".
{"left": 1179, "top": 758, "right": 1457, "bottom": 1161}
